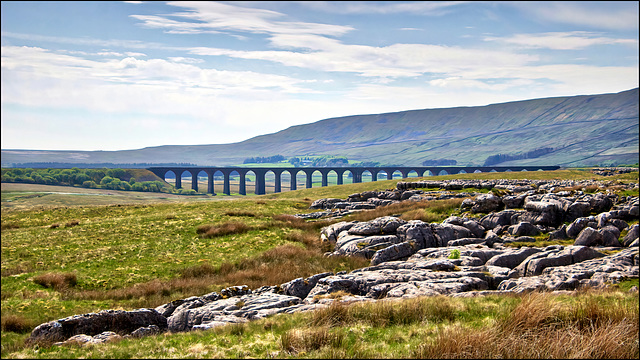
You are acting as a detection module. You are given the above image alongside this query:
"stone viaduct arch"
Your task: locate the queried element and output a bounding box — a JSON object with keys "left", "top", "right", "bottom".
{"left": 147, "top": 165, "right": 560, "bottom": 196}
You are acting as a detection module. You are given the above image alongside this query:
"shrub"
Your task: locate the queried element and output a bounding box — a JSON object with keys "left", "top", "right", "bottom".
{"left": 196, "top": 221, "right": 251, "bottom": 238}
{"left": 1, "top": 314, "right": 34, "bottom": 333}
{"left": 65, "top": 220, "right": 80, "bottom": 227}
{"left": 33, "top": 272, "right": 77, "bottom": 290}
{"left": 448, "top": 249, "right": 461, "bottom": 259}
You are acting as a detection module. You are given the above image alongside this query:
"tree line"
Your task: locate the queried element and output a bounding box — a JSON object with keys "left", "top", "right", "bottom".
{"left": 483, "top": 148, "right": 555, "bottom": 166}
{"left": 0, "top": 167, "right": 187, "bottom": 194}
{"left": 4, "top": 162, "right": 197, "bottom": 169}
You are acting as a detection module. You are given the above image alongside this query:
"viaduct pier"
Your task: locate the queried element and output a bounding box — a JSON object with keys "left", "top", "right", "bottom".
{"left": 147, "top": 165, "right": 560, "bottom": 196}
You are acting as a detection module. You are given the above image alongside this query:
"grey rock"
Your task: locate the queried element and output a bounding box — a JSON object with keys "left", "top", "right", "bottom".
{"left": 432, "top": 223, "right": 474, "bottom": 246}
{"left": 599, "top": 226, "right": 622, "bottom": 247}
{"left": 281, "top": 272, "right": 333, "bottom": 299}
{"left": 623, "top": 224, "right": 639, "bottom": 247}
{"left": 523, "top": 246, "right": 605, "bottom": 276}
{"left": 472, "top": 193, "right": 503, "bottom": 213}
{"left": 480, "top": 210, "right": 519, "bottom": 229}
{"left": 396, "top": 220, "right": 438, "bottom": 249}
{"left": 129, "top": 325, "right": 163, "bottom": 338}
{"left": 29, "top": 309, "right": 167, "bottom": 345}
{"left": 320, "top": 221, "right": 357, "bottom": 243}
{"left": 509, "top": 222, "right": 540, "bottom": 237}
{"left": 574, "top": 227, "right": 602, "bottom": 246}
{"left": 548, "top": 224, "right": 569, "bottom": 241}
{"left": 370, "top": 241, "right": 420, "bottom": 266}
{"left": 564, "top": 201, "right": 592, "bottom": 222}
{"left": 485, "top": 247, "right": 543, "bottom": 269}
{"left": 566, "top": 217, "right": 595, "bottom": 238}
{"left": 347, "top": 216, "right": 407, "bottom": 236}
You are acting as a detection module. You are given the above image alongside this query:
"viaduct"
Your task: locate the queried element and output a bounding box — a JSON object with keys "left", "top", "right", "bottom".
{"left": 147, "top": 165, "right": 560, "bottom": 196}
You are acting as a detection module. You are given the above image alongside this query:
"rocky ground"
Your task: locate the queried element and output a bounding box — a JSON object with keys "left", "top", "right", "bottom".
{"left": 28, "top": 177, "right": 639, "bottom": 347}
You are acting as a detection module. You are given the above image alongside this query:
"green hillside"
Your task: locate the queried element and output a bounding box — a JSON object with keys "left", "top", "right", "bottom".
{"left": 2, "top": 88, "right": 637, "bottom": 167}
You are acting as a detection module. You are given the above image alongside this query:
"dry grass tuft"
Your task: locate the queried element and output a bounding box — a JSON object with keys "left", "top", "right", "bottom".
{"left": 65, "top": 220, "right": 80, "bottom": 227}
{"left": 280, "top": 326, "right": 344, "bottom": 355}
{"left": 33, "top": 272, "right": 77, "bottom": 291}
{"left": 1, "top": 221, "right": 20, "bottom": 230}
{"left": 180, "top": 263, "right": 217, "bottom": 279}
{"left": 196, "top": 221, "right": 252, "bottom": 238}
{"left": 412, "top": 291, "right": 639, "bottom": 359}
{"left": 1, "top": 314, "right": 35, "bottom": 333}
{"left": 224, "top": 210, "right": 257, "bottom": 217}
{"left": 311, "top": 296, "right": 458, "bottom": 328}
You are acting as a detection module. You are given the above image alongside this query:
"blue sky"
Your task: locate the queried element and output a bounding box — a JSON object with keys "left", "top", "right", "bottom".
{"left": 1, "top": 1, "right": 638, "bottom": 151}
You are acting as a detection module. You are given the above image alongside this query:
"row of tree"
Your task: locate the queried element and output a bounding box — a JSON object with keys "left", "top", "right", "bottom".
{"left": 1, "top": 168, "right": 176, "bottom": 194}
{"left": 483, "top": 147, "right": 555, "bottom": 166}
{"left": 243, "top": 155, "right": 286, "bottom": 164}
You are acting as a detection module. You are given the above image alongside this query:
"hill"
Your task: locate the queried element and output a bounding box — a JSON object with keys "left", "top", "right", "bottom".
{"left": 2, "top": 88, "right": 638, "bottom": 167}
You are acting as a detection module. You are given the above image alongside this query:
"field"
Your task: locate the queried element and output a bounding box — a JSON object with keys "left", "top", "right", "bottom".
{"left": 1, "top": 168, "right": 638, "bottom": 358}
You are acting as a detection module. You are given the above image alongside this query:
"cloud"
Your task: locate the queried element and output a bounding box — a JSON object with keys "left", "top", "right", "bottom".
{"left": 188, "top": 35, "right": 538, "bottom": 79}
{"left": 296, "top": 1, "right": 469, "bottom": 15}
{"left": 1, "top": 31, "right": 181, "bottom": 51}
{"left": 484, "top": 31, "right": 638, "bottom": 50}
{"left": 509, "top": 1, "right": 639, "bottom": 31}
{"left": 1, "top": 45, "right": 317, "bottom": 115}
{"left": 130, "top": 1, "right": 353, "bottom": 36}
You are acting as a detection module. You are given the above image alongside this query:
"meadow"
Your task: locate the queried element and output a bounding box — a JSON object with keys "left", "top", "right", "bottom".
{"left": 1, "top": 168, "right": 638, "bottom": 358}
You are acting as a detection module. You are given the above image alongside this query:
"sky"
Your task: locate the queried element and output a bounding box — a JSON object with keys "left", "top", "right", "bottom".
{"left": 1, "top": 1, "right": 638, "bottom": 151}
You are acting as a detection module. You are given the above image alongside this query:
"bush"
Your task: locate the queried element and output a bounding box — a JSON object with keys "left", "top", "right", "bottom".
{"left": 196, "top": 221, "right": 252, "bottom": 238}
{"left": 82, "top": 180, "right": 98, "bottom": 188}
{"left": 33, "top": 272, "right": 77, "bottom": 290}
{"left": 1, "top": 314, "right": 35, "bottom": 333}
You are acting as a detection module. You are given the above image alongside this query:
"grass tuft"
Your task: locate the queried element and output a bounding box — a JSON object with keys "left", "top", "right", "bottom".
{"left": 33, "top": 272, "right": 77, "bottom": 290}
{"left": 196, "top": 221, "right": 252, "bottom": 238}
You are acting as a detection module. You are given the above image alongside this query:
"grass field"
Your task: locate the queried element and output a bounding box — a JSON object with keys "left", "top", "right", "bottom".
{"left": 1, "top": 168, "right": 638, "bottom": 358}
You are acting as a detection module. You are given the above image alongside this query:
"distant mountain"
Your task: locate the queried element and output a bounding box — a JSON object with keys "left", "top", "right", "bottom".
{"left": 2, "top": 88, "right": 638, "bottom": 167}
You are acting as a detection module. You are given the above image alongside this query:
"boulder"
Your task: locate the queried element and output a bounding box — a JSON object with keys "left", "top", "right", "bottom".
{"left": 321, "top": 221, "right": 357, "bottom": 243}
{"left": 521, "top": 201, "right": 563, "bottom": 227}
{"left": 480, "top": 210, "right": 519, "bottom": 229}
{"left": 623, "top": 224, "right": 639, "bottom": 247}
{"left": 347, "top": 216, "right": 407, "bottom": 236}
{"left": 280, "top": 272, "right": 333, "bottom": 299}
{"left": 28, "top": 309, "right": 167, "bottom": 345}
{"left": 564, "top": 201, "right": 592, "bottom": 222}
{"left": 471, "top": 193, "right": 503, "bottom": 213}
{"left": 396, "top": 221, "right": 438, "bottom": 249}
{"left": 548, "top": 224, "right": 569, "bottom": 240}
{"left": 523, "top": 246, "right": 605, "bottom": 276}
{"left": 590, "top": 193, "right": 614, "bottom": 213}
{"left": 336, "top": 235, "right": 401, "bottom": 256}
{"left": 508, "top": 222, "right": 540, "bottom": 237}
{"left": 370, "top": 241, "right": 420, "bottom": 266}
{"left": 598, "top": 226, "right": 622, "bottom": 247}
{"left": 485, "top": 247, "right": 543, "bottom": 269}
{"left": 431, "top": 223, "right": 474, "bottom": 246}
{"left": 566, "top": 217, "right": 596, "bottom": 238}
{"left": 574, "top": 227, "right": 602, "bottom": 247}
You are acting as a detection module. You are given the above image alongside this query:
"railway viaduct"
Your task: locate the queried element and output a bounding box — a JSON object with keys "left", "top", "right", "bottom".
{"left": 147, "top": 165, "right": 560, "bottom": 196}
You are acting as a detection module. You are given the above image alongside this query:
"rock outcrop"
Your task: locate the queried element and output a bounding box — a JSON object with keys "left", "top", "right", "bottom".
{"left": 27, "top": 178, "right": 639, "bottom": 347}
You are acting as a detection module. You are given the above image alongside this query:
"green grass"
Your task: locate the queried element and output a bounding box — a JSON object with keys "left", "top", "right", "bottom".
{"left": 4, "top": 289, "right": 637, "bottom": 359}
{"left": 1, "top": 168, "right": 638, "bottom": 358}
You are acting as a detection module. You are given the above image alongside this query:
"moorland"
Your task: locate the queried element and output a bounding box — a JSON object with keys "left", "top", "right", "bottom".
{"left": 1, "top": 167, "right": 638, "bottom": 358}
{"left": 2, "top": 88, "right": 638, "bottom": 168}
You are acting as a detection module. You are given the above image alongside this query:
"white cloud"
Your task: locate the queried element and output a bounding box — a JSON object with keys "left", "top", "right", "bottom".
{"left": 131, "top": 1, "right": 354, "bottom": 36}
{"left": 510, "top": 1, "right": 639, "bottom": 31}
{"left": 296, "top": 1, "right": 469, "bottom": 15}
{"left": 1, "top": 45, "right": 318, "bottom": 117}
{"left": 189, "top": 36, "right": 538, "bottom": 79}
{"left": 485, "top": 31, "right": 638, "bottom": 50}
